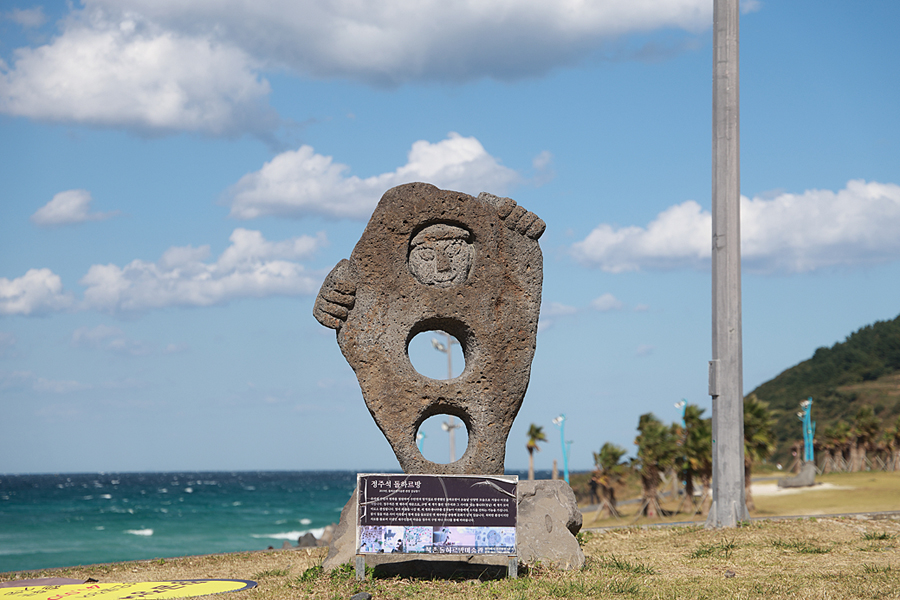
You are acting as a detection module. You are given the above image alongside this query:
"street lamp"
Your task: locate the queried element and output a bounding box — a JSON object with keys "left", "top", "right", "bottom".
{"left": 675, "top": 400, "right": 687, "bottom": 427}
{"left": 416, "top": 431, "right": 426, "bottom": 453}
{"left": 552, "top": 414, "right": 570, "bottom": 484}
{"left": 798, "top": 398, "right": 815, "bottom": 464}
{"left": 675, "top": 400, "right": 688, "bottom": 495}
{"left": 432, "top": 332, "right": 461, "bottom": 462}
{"left": 440, "top": 419, "right": 461, "bottom": 462}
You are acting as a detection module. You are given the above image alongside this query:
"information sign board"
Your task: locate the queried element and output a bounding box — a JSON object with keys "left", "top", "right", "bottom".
{"left": 356, "top": 474, "right": 517, "bottom": 555}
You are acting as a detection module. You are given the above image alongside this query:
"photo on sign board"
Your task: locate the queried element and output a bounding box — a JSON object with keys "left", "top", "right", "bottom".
{"left": 358, "top": 526, "right": 385, "bottom": 553}
{"left": 403, "top": 526, "right": 432, "bottom": 553}
{"left": 431, "top": 526, "right": 515, "bottom": 554}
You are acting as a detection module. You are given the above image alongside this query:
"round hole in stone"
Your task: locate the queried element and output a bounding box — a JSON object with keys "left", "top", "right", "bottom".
{"left": 416, "top": 414, "right": 469, "bottom": 464}
{"left": 408, "top": 330, "right": 465, "bottom": 380}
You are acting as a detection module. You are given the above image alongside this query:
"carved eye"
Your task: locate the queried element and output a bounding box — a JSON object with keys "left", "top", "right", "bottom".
{"left": 444, "top": 240, "right": 462, "bottom": 256}
{"left": 418, "top": 248, "right": 435, "bottom": 261}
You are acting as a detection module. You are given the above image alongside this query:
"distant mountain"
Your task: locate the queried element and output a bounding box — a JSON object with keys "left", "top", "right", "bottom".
{"left": 748, "top": 313, "right": 900, "bottom": 463}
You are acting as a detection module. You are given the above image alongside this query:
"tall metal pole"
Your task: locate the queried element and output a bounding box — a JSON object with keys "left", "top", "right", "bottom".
{"left": 434, "top": 332, "right": 461, "bottom": 462}
{"left": 707, "top": 0, "right": 748, "bottom": 528}
{"left": 552, "top": 415, "right": 569, "bottom": 484}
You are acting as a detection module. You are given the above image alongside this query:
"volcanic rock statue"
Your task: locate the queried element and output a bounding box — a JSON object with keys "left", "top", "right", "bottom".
{"left": 314, "top": 182, "right": 545, "bottom": 475}
{"left": 314, "top": 183, "right": 585, "bottom": 572}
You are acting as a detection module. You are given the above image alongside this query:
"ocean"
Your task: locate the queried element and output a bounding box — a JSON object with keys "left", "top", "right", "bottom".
{"left": 0, "top": 471, "right": 358, "bottom": 574}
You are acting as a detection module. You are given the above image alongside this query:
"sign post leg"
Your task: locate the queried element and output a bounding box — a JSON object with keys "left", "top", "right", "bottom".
{"left": 507, "top": 557, "right": 517, "bottom": 579}
{"left": 355, "top": 555, "right": 366, "bottom": 580}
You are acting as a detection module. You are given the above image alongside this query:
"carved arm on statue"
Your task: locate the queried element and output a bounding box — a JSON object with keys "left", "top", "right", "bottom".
{"left": 477, "top": 192, "right": 546, "bottom": 240}
{"left": 313, "top": 259, "right": 357, "bottom": 331}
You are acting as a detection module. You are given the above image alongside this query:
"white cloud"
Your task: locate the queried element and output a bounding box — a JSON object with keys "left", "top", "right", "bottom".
{"left": 531, "top": 151, "right": 555, "bottom": 186}
{"left": 572, "top": 180, "right": 900, "bottom": 274}
{"left": 0, "top": 370, "right": 32, "bottom": 391}
{"left": 741, "top": 180, "right": 900, "bottom": 272}
{"left": 72, "top": 324, "right": 124, "bottom": 346}
{"left": 31, "top": 189, "right": 119, "bottom": 226}
{"left": 0, "top": 13, "right": 276, "bottom": 136}
{"left": 80, "top": 228, "right": 326, "bottom": 313}
{"left": 741, "top": 0, "right": 763, "bottom": 15}
{"left": 543, "top": 302, "right": 578, "bottom": 318}
{"left": 591, "top": 293, "right": 624, "bottom": 312}
{"left": 538, "top": 301, "right": 577, "bottom": 331}
{"left": 0, "top": 268, "right": 74, "bottom": 316}
{"left": 33, "top": 376, "right": 91, "bottom": 394}
{"left": 0, "top": 370, "right": 90, "bottom": 394}
{"left": 4, "top": 7, "right": 47, "bottom": 28}
{"left": 227, "top": 133, "right": 521, "bottom": 220}
{"left": 0, "top": 370, "right": 145, "bottom": 398}
{"left": 2, "top": 229, "right": 325, "bottom": 317}
{"left": 2, "top": 1, "right": 714, "bottom": 134}
{"left": 539, "top": 295, "right": 630, "bottom": 331}
{"left": 84, "top": 0, "right": 713, "bottom": 84}
{"left": 72, "top": 325, "right": 155, "bottom": 356}
{"left": 532, "top": 151, "right": 553, "bottom": 172}
{"left": 572, "top": 200, "right": 710, "bottom": 273}
{"left": 636, "top": 344, "right": 655, "bottom": 357}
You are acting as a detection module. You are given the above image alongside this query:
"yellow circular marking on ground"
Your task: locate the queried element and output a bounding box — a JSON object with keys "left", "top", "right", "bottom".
{"left": 0, "top": 580, "right": 256, "bottom": 600}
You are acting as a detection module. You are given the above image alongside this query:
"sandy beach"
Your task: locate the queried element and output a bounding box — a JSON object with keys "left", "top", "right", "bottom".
{"left": 750, "top": 481, "right": 853, "bottom": 497}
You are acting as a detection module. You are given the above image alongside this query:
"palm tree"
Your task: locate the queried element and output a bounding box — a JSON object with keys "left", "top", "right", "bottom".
{"left": 743, "top": 394, "right": 775, "bottom": 513}
{"left": 676, "top": 404, "right": 712, "bottom": 510}
{"left": 852, "top": 406, "right": 880, "bottom": 471}
{"left": 888, "top": 415, "right": 900, "bottom": 472}
{"left": 592, "top": 442, "right": 628, "bottom": 516}
{"left": 822, "top": 421, "right": 852, "bottom": 472}
{"left": 634, "top": 413, "right": 678, "bottom": 517}
{"left": 873, "top": 431, "right": 892, "bottom": 470}
{"left": 526, "top": 424, "right": 547, "bottom": 481}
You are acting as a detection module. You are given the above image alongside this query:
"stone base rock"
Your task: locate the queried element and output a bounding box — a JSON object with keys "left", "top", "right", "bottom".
{"left": 516, "top": 480, "right": 584, "bottom": 569}
{"left": 323, "top": 479, "right": 584, "bottom": 574}
{"left": 317, "top": 523, "right": 336, "bottom": 547}
{"left": 778, "top": 461, "right": 817, "bottom": 488}
{"left": 322, "top": 488, "right": 359, "bottom": 571}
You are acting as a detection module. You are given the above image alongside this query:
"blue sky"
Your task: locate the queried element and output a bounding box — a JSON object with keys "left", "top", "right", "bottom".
{"left": 1, "top": 0, "right": 898, "bottom": 475}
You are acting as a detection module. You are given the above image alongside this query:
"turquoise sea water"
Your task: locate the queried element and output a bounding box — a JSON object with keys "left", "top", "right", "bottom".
{"left": 0, "top": 472, "right": 357, "bottom": 574}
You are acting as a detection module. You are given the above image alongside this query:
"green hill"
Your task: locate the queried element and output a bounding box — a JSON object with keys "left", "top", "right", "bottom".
{"left": 748, "top": 312, "right": 900, "bottom": 464}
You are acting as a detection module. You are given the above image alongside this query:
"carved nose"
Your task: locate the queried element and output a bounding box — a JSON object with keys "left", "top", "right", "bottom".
{"left": 436, "top": 250, "right": 452, "bottom": 272}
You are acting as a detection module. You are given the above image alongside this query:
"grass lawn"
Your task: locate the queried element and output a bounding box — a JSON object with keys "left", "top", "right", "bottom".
{"left": 582, "top": 471, "right": 900, "bottom": 528}
{"left": 2, "top": 517, "right": 898, "bottom": 599}
{"left": 753, "top": 472, "right": 900, "bottom": 517}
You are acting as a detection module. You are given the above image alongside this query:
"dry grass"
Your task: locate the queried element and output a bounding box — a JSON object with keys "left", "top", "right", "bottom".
{"left": 3, "top": 517, "right": 899, "bottom": 599}
{"left": 0, "top": 549, "right": 325, "bottom": 585}
{"left": 839, "top": 371, "right": 900, "bottom": 410}
{"left": 754, "top": 472, "right": 900, "bottom": 517}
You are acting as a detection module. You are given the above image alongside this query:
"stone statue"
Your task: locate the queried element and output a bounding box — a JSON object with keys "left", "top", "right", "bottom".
{"left": 314, "top": 182, "right": 545, "bottom": 475}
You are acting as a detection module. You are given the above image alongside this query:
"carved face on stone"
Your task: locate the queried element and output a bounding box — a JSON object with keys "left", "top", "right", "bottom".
{"left": 408, "top": 224, "right": 473, "bottom": 287}
{"left": 313, "top": 183, "right": 546, "bottom": 475}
